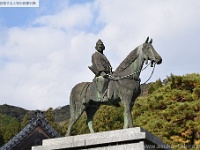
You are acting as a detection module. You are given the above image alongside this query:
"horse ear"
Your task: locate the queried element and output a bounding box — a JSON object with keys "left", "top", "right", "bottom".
{"left": 145, "top": 37, "right": 149, "bottom": 43}
{"left": 149, "top": 38, "right": 153, "bottom": 44}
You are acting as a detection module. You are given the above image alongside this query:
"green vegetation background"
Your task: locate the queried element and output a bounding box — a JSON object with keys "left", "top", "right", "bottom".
{"left": 0, "top": 73, "right": 200, "bottom": 149}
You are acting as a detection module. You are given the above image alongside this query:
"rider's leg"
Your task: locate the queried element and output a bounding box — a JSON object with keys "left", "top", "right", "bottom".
{"left": 95, "top": 76, "right": 105, "bottom": 101}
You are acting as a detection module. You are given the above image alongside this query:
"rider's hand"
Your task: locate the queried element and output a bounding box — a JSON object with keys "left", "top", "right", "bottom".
{"left": 103, "top": 74, "right": 109, "bottom": 78}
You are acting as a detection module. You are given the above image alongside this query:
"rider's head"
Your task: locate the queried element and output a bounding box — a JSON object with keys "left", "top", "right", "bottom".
{"left": 95, "top": 39, "right": 105, "bottom": 53}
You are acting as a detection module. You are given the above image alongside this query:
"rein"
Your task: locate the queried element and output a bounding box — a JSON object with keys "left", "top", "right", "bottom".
{"left": 108, "top": 62, "right": 156, "bottom": 84}
{"left": 142, "top": 62, "right": 156, "bottom": 84}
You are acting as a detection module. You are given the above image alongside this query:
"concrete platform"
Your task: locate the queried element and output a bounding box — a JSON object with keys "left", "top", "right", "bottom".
{"left": 32, "top": 127, "right": 172, "bottom": 150}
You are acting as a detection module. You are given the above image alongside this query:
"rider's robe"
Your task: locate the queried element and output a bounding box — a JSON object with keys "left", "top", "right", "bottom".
{"left": 89, "top": 51, "right": 112, "bottom": 76}
{"left": 89, "top": 51, "right": 112, "bottom": 99}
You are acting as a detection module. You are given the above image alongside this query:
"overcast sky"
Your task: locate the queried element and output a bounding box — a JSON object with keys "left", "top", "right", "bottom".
{"left": 0, "top": 0, "right": 199, "bottom": 110}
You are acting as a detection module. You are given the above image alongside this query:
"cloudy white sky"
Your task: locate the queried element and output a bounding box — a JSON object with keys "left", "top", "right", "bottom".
{"left": 0, "top": 0, "right": 199, "bottom": 110}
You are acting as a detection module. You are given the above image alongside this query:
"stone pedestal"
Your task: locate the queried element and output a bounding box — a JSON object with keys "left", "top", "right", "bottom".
{"left": 32, "top": 127, "right": 172, "bottom": 150}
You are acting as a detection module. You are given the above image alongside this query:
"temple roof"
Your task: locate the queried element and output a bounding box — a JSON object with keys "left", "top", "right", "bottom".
{"left": 0, "top": 110, "right": 61, "bottom": 150}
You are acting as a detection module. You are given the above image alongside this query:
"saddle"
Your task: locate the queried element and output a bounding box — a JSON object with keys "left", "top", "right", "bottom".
{"left": 90, "top": 78, "right": 115, "bottom": 102}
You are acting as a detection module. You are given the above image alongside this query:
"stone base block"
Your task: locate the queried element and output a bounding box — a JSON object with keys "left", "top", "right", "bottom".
{"left": 32, "top": 127, "right": 172, "bottom": 150}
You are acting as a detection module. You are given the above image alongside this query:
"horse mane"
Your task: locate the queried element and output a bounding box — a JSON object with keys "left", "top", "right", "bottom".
{"left": 114, "top": 46, "right": 140, "bottom": 75}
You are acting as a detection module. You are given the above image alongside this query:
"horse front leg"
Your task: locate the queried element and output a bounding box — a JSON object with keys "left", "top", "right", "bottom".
{"left": 123, "top": 100, "right": 134, "bottom": 128}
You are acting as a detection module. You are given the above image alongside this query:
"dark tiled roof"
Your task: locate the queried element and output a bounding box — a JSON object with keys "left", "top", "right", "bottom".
{"left": 0, "top": 110, "right": 61, "bottom": 150}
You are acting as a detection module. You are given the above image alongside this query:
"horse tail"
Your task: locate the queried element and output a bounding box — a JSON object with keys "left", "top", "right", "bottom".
{"left": 69, "top": 89, "right": 75, "bottom": 119}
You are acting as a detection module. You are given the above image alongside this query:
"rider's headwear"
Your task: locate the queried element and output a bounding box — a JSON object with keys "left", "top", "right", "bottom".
{"left": 95, "top": 39, "right": 105, "bottom": 50}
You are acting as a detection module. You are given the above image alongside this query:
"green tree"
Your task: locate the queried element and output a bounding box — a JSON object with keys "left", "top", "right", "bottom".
{"left": 45, "top": 107, "right": 55, "bottom": 123}
{"left": 148, "top": 78, "right": 163, "bottom": 94}
{"left": 0, "top": 113, "right": 21, "bottom": 146}
{"left": 21, "top": 114, "right": 29, "bottom": 129}
{"left": 93, "top": 105, "right": 124, "bottom": 132}
{"left": 45, "top": 107, "right": 65, "bottom": 136}
{"left": 70, "top": 113, "right": 89, "bottom": 135}
{"left": 133, "top": 73, "right": 200, "bottom": 149}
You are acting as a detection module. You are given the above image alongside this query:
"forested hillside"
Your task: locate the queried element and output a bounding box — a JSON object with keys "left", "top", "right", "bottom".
{"left": 0, "top": 104, "right": 29, "bottom": 122}
{"left": 1, "top": 73, "right": 200, "bottom": 149}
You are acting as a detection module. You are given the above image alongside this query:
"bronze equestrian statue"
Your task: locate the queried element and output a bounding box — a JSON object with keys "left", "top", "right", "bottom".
{"left": 66, "top": 37, "right": 162, "bottom": 136}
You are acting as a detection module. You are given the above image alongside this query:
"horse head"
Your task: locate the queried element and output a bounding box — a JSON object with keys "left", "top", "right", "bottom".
{"left": 142, "top": 37, "right": 162, "bottom": 66}
{"left": 114, "top": 37, "right": 162, "bottom": 77}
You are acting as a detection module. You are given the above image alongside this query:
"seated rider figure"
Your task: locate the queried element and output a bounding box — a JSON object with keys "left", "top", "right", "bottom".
{"left": 88, "top": 39, "right": 112, "bottom": 102}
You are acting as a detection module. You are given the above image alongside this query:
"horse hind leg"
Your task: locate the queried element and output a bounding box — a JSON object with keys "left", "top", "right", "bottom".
{"left": 86, "top": 106, "right": 98, "bottom": 133}
{"left": 66, "top": 117, "right": 76, "bottom": 136}
{"left": 66, "top": 101, "right": 85, "bottom": 136}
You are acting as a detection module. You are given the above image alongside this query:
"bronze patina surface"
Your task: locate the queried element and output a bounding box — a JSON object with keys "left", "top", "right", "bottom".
{"left": 66, "top": 37, "right": 162, "bottom": 136}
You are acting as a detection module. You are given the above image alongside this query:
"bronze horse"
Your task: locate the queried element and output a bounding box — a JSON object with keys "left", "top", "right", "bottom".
{"left": 66, "top": 37, "right": 162, "bottom": 136}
